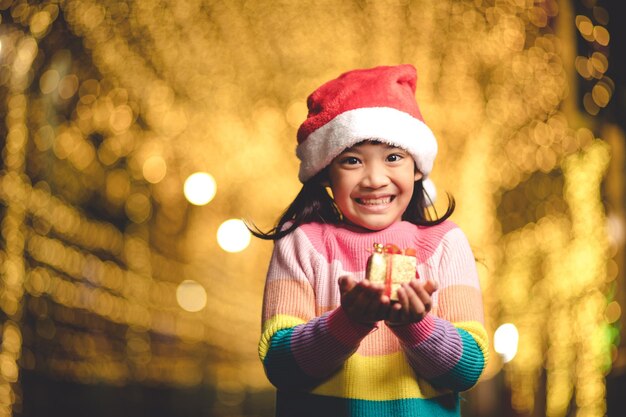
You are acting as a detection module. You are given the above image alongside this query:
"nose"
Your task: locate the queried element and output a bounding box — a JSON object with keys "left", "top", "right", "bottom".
{"left": 360, "top": 163, "right": 390, "bottom": 189}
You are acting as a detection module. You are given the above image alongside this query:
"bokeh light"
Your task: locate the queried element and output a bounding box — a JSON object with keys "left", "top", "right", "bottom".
{"left": 142, "top": 155, "right": 167, "bottom": 184}
{"left": 183, "top": 172, "right": 217, "bottom": 206}
{"left": 176, "top": 280, "right": 207, "bottom": 313}
{"left": 494, "top": 323, "right": 519, "bottom": 363}
{"left": 217, "top": 219, "right": 251, "bottom": 253}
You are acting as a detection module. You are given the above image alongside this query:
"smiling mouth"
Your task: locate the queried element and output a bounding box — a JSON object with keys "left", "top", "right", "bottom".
{"left": 355, "top": 196, "right": 395, "bottom": 206}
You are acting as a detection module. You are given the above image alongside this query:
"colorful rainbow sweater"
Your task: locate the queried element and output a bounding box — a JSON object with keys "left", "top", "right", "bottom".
{"left": 259, "top": 220, "right": 489, "bottom": 417}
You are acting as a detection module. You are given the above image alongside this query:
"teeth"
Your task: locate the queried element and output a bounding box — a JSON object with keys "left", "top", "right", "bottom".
{"left": 358, "top": 197, "right": 392, "bottom": 205}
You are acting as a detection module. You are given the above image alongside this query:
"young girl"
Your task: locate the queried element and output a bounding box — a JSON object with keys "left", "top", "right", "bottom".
{"left": 254, "top": 65, "right": 488, "bottom": 416}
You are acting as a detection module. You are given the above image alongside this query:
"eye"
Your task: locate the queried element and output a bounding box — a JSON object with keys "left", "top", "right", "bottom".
{"left": 340, "top": 156, "right": 361, "bottom": 165}
{"left": 386, "top": 153, "right": 404, "bottom": 162}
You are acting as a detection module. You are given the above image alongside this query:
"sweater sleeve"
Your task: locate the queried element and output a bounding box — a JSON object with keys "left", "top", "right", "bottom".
{"left": 258, "top": 227, "right": 375, "bottom": 390}
{"left": 389, "top": 226, "right": 489, "bottom": 392}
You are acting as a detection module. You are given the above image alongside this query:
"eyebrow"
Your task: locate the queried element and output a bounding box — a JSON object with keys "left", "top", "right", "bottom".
{"left": 382, "top": 143, "right": 404, "bottom": 150}
{"left": 345, "top": 142, "right": 405, "bottom": 151}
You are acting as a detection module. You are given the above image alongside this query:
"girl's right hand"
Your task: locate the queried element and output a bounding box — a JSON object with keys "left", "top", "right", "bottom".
{"left": 338, "top": 275, "right": 391, "bottom": 325}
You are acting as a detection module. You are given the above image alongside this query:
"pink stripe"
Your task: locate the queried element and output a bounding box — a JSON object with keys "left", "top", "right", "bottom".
{"left": 298, "top": 221, "right": 458, "bottom": 273}
{"left": 327, "top": 307, "right": 377, "bottom": 345}
{"left": 389, "top": 314, "right": 436, "bottom": 345}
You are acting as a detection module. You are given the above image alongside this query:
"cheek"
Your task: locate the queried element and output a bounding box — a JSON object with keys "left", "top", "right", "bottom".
{"left": 405, "top": 177, "right": 418, "bottom": 192}
{"left": 329, "top": 175, "right": 352, "bottom": 197}
{"left": 329, "top": 183, "right": 356, "bottom": 214}
{"left": 330, "top": 184, "right": 351, "bottom": 204}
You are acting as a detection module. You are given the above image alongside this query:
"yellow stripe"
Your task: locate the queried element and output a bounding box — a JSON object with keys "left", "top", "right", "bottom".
{"left": 313, "top": 321, "right": 488, "bottom": 400}
{"left": 312, "top": 352, "right": 446, "bottom": 400}
{"left": 258, "top": 316, "right": 489, "bottom": 396}
{"left": 258, "top": 314, "right": 305, "bottom": 361}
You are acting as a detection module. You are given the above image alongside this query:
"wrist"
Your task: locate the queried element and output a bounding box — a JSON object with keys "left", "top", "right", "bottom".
{"left": 387, "top": 314, "right": 436, "bottom": 342}
{"left": 384, "top": 319, "right": 406, "bottom": 328}
{"left": 335, "top": 306, "right": 378, "bottom": 330}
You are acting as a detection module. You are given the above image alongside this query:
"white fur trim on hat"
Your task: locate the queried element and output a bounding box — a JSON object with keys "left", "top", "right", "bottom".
{"left": 296, "top": 106, "right": 438, "bottom": 183}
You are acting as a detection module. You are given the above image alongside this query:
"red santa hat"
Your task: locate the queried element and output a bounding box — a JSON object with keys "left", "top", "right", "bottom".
{"left": 296, "top": 64, "right": 438, "bottom": 197}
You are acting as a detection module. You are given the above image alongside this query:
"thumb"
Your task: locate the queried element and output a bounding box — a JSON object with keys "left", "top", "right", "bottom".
{"left": 338, "top": 275, "right": 357, "bottom": 295}
{"left": 424, "top": 279, "right": 438, "bottom": 295}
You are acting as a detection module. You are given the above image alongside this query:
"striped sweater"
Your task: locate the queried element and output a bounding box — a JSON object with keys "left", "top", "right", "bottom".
{"left": 259, "top": 220, "right": 489, "bottom": 417}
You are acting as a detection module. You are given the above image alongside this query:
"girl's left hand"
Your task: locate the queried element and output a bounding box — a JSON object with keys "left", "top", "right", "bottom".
{"left": 338, "top": 275, "right": 391, "bottom": 325}
{"left": 385, "top": 279, "right": 437, "bottom": 326}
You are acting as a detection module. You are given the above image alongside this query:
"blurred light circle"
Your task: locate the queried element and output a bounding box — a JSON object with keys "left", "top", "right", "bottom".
{"left": 58, "top": 74, "right": 79, "bottom": 100}
{"left": 125, "top": 193, "right": 152, "bottom": 223}
{"left": 40, "top": 69, "right": 60, "bottom": 94}
{"left": 605, "top": 301, "right": 622, "bottom": 324}
{"left": 176, "top": 280, "right": 207, "bottom": 312}
{"left": 184, "top": 172, "right": 216, "bottom": 205}
{"left": 142, "top": 155, "right": 167, "bottom": 184}
{"left": 593, "top": 25, "right": 610, "bottom": 46}
{"left": 592, "top": 83, "right": 611, "bottom": 108}
{"left": 217, "top": 219, "right": 251, "bottom": 253}
{"left": 30, "top": 11, "right": 53, "bottom": 38}
{"left": 494, "top": 323, "right": 519, "bottom": 363}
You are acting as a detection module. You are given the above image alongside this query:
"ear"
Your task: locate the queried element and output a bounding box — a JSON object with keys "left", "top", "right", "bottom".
{"left": 414, "top": 171, "right": 423, "bottom": 181}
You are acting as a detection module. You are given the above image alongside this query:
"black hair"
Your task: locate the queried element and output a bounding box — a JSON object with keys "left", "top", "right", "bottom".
{"left": 248, "top": 169, "right": 455, "bottom": 241}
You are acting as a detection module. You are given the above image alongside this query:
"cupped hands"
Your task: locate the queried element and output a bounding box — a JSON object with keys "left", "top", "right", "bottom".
{"left": 338, "top": 275, "right": 438, "bottom": 327}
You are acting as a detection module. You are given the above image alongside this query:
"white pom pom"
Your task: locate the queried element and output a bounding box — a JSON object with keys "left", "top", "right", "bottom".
{"left": 422, "top": 178, "right": 437, "bottom": 207}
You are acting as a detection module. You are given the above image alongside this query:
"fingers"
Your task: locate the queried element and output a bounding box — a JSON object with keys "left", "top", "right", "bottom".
{"left": 359, "top": 290, "right": 389, "bottom": 321}
{"left": 350, "top": 280, "right": 380, "bottom": 309}
{"left": 387, "top": 279, "right": 435, "bottom": 325}
{"left": 387, "top": 302, "right": 404, "bottom": 324}
{"left": 423, "top": 279, "right": 438, "bottom": 295}
{"left": 338, "top": 275, "right": 357, "bottom": 296}
{"left": 339, "top": 276, "right": 437, "bottom": 326}
{"left": 341, "top": 277, "right": 375, "bottom": 306}
{"left": 408, "top": 279, "right": 433, "bottom": 313}
{"left": 339, "top": 277, "right": 390, "bottom": 324}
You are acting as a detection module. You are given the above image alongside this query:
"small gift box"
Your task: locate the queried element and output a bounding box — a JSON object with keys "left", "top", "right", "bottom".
{"left": 366, "top": 243, "right": 418, "bottom": 301}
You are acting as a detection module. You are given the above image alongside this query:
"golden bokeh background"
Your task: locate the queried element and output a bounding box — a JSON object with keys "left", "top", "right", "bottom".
{"left": 0, "top": 0, "right": 624, "bottom": 416}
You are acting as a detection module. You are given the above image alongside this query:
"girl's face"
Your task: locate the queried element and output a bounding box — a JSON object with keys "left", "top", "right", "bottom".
{"left": 328, "top": 141, "right": 422, "bottom": 232}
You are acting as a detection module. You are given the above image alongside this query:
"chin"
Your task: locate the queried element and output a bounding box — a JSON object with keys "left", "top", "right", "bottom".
{"left": 351, "top": 220, "right": 395, "bottom": 232}
{"left": 367, "top": 224, "right": 393, "bottom": 231}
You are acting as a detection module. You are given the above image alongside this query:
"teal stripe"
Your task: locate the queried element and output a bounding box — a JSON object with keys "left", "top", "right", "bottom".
{"left": 264, "top": 327, "right": 321, "bottom": 389}
{"left": 431, "top": 328, "right": 485, "bottom": 391}
{"left": 277, "top": 391, "right": 460, "bottom": 417}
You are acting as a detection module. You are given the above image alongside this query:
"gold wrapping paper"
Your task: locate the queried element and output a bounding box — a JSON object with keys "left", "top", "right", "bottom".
{"left": 365, "top": 243, "right": 417, "bottom": 301}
